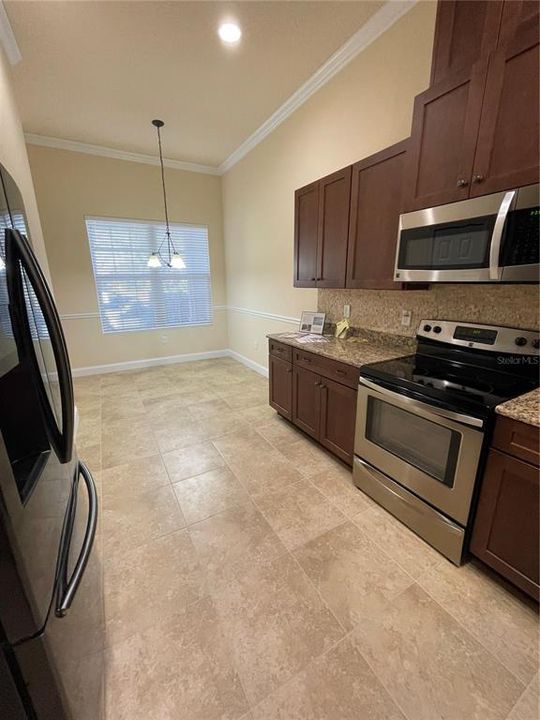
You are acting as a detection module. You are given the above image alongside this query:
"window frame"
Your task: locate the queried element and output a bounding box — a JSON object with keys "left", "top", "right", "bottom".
{"left": 85, "top": 214, "right": 214, "bottom": 335}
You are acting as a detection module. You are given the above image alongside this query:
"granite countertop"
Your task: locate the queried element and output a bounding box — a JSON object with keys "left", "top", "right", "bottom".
{"left": 495, "top": 388, "right": 540, "bottom": 428}
{"left": 267, "top": 331, "right": 413, "bottom": 368}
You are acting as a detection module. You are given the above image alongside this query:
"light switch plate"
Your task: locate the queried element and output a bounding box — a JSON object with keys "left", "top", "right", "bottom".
{"left": 343, "top": 304, "right": 351, "bottom": 319}
{"left": 401, "top": 310, "right": 412, "bottom": 327}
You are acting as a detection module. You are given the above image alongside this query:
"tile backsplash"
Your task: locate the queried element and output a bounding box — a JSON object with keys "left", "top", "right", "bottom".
{"left": 319, "top": 285, "right": 539, "bottom": 337}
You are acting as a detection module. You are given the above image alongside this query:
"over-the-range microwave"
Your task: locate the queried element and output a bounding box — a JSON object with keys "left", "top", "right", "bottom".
{"left": 394, "top": 184, "right": 539, "bottom": 283}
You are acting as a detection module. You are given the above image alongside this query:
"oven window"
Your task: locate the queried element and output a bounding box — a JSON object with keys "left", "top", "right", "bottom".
{"left": 399, "top": 215, "right": 495, "bottom": 270}
{"left": 366, "top": 397, "right": 461, "bottom": 487}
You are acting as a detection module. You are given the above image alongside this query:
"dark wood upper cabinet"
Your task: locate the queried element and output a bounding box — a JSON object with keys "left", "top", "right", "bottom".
{"left": 293, "top": 168, "right": 351, "bottom": 288}
{"left": 346, "top": 140, "right": 408, "bottom": 289}
{"left": 430, "top": 1, "right": 503, "bottom": 85}
{"left": 403, "top": 59, "right": 488, "bottom": 211}
{"left": 319, "top": 377, "right": 357, "bottom": 464}
{"left": 404, "top": 0, "right": 539, "bottom": 211}
{"left": 498, "top": 0, "right": 540, "bottom": 45}
{"left": 294, "top": 181, "right": 319, "bottom": 287}
{"left": 316, "top": 167, "right": 351, "bottom": 288}
{"left": 268, "top": 355, "right": 292, "bottom": 420}
{"left": 469, "top": 11, "right": 539, "bottom": 195}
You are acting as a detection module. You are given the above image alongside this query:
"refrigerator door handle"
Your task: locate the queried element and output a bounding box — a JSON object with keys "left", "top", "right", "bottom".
{"left": 55, "top": 462, "right": 98, "bottom": 618}
{"left": 5, "top": 228, "right": 74, "bottom": 463}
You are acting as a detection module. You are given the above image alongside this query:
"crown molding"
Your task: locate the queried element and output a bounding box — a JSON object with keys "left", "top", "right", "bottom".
{"left": 22, "top": 0, "right": 416, "bottom": 176}
{"left": 24, "top": 133, "right": 221, "bottom": 176}
{"left": 0, "top": 1, "right": 21, "bottom": 65}
{"left": 218, "top": 0, "right": 417, "bottom": 174}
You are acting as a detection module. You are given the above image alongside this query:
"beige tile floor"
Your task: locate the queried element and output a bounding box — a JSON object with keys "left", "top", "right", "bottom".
{"left": 74, "top": 357, "right": 539, "bottom": 720}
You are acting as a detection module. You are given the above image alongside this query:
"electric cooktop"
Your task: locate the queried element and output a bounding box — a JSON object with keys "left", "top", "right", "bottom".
{"left": 360, "top": 320, "right": 539, "bottom": 420}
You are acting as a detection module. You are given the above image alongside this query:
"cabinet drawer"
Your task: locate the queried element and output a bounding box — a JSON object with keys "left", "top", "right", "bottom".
{"left": 268, "top": 339, "right": 292, "bottom": 363}
{"left": 492, "top": 415, "right": 539, "bottom": 466}
{"left": 293, "top": 349, "right": 359, "bottom": 389}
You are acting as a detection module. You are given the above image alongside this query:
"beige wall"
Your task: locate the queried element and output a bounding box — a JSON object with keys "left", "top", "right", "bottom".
{"left": 0, "top": 47, "right": 49, "bottom": 277}
{"left": 222, "top": 1, "right": 438, "bottom": 369}
{"left": 27, "top": 145, "right": 227, "bottom": 369}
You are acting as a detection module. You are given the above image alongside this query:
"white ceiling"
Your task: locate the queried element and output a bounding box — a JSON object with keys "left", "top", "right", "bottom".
{"left": 4, "top": 1, "right": 391, "bottom": 169}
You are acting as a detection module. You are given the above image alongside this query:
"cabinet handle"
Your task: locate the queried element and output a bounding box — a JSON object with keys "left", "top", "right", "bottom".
{"left": 314, "top": 381, "right": 320, "bottom": 387}
{"left": 320, "top": 384, "right": 326, "bottom": 389}
{"left": 310, "top": 277, "right": 316, "bottom": 281}
{"left": 335, "top": 369, "right": 346, "bottom": 375}
{"left": 316, "top": 277, "right": 322, "bottom": 281}
{"left": 286, "top": 368, "right": 292, "bottom": 373}
{"left": 456, "top": 178, "right": 468, "bottom": 188}
{"left": 473, "top": 174, "right": 484, "bottom": 184}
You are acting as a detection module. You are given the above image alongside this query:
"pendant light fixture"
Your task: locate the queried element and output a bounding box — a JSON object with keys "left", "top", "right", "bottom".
{"left": 147, "top": 119, "right": 185, "bottom": 269}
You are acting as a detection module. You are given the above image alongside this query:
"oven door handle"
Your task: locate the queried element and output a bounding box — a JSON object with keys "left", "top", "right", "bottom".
{"left": 358, "top": 376, "right": 484, "bottom": 429}
{"left": 489, "top": 190, "right": 515, "bottom": 281}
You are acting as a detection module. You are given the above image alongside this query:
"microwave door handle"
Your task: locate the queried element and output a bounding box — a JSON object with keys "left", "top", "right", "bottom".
{"left": 5, "top": 228, "right": 75, "bottom": 463}
{"left": 489, "top": 191, "right": 516, "bottom": 281}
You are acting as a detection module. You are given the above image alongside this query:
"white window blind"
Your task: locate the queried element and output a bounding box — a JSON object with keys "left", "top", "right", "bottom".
{"left": 85, "top": 217, "right": 213, "bottom": 334}
{"left": 1, "top": 212, "right": 49, "bottom": 342}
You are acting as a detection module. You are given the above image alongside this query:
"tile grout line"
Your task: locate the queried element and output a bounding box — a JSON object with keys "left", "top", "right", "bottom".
{"left": 348, "top": 512, "right": 533, "bottom": 692}
{"left": 413, "top": 571, "right": 532, "bottom": 691}
{"left": 208, "top": 430, "right": 359, "bottom": 712}
{"left": 503, "top": 673, "right": 538, "bottom": 720}
{"left": 81, "top": 366, "right": 538, "bottom": 718}
{"left": 246, "top": 625, "right": 357, "bottom": 716}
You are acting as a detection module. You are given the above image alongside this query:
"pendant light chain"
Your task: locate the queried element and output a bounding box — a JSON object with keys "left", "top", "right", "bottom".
{"left": 155, "top": 122, "right": 172, "bottom": 259}
{"left": 148, "top": 119, "right": 185, "bottom": 269}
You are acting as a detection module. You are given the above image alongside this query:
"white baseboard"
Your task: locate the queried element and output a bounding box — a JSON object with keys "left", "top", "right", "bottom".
{"left": 226, "top": 349, "right": 269, "bottom": 378}
{"left": 71, "top": 349, "right": 229, "bottom": 377}
{"left": 70, "top": 348, "right": 269, "bottom": 378}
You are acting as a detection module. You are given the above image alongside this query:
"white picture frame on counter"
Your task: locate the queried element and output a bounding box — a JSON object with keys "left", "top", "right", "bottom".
{"left": 299, "top": 311, "right": 326, "bottom": 335}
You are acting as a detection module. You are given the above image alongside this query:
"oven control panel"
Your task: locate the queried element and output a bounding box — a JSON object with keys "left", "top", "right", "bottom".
{"left": 417, "top": 320, "right": 540, "bottom": 355}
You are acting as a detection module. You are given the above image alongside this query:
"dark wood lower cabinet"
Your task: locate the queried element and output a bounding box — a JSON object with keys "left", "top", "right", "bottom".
{"left": 292, "top": 365, "right": 321, "bottom": 440}
{"left": 268, "top": 355, "right": 292, "bottom": 420}
{"left": 319, "top": 377, "right": 357, "bottom": 464}
{"left": 270, "top": 341, "right": 358, "bottom": 466}
{"left": 471, "top": 447, "right": 539, "bottom": 601}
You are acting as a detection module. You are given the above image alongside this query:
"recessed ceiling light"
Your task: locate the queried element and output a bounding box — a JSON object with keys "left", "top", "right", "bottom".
{"left": 218, "top": 22, "right": 241, "bottom": 44}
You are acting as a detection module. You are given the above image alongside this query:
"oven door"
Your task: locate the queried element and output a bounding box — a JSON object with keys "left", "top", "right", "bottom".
{"left": 355, "top": 378, "right": 484, "bottom": 526}
{"left": 394, "top": 190, "right": 516, "bottom": 282}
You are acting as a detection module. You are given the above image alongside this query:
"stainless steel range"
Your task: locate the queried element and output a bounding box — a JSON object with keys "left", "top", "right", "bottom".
{"left": 353, "top": 320, "right": 539, "bottom": 565}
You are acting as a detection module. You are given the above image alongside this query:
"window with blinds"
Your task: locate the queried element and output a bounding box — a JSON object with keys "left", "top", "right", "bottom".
{"left": 85, "top": 217, "right": 213, "bottom": 334}
{"left": 1, "top": 211, "right": 49, "bottom": 342}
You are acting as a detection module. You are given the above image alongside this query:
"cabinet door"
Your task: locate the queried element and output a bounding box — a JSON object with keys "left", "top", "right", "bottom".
{"left": 347, "top": 140, "right": 408, "bottom": 289}
{"left": 430, "top": 0, "right": 503, "bottom": 85}
{"left": 316, "top": 167, "right": 351, "bottom": 288}
{"left": 292, "top": 366, "right": 320, "bottom": 440}
{"left": 319, "top": 377, "right": 357, "bottom": 465}
{"left": 294, "top": 181, "right": 319, "bottom": 287}
{"left": 269, "top": 355, "right": 292, "bottom": 420}
{"left": 403, "top": 59, "right": 488, "bottom": 211}
{"left": 470, "top": 13, "right": 539, "bottom": 195}
{"left": 498, "top": 0, "right": 540, "bottom": 46}
{"left": 470, "top": 449, "right": 539, "bottom": 600}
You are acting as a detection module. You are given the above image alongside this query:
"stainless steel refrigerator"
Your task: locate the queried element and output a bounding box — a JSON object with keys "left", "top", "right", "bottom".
{"left": 0, "top": 164, "right": 102, "bottom": 719}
